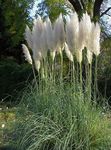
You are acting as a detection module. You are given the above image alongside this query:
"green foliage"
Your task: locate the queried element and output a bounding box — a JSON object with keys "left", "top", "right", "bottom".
{"left": 45, "top": 0, "right": 66, "bottom": 21}
{"left": 0, "top": 0, "right": 34, "bottom": 57}
{"left": 37, "top": 0, "right": 71, "bottom": 21}
{"left": 13, "top": 83, "right": 111, "bottom": 150}
{"left": 0, "top": 59, "right": 33, "bottom": 103}
{"left": 98, "top": 37, "right": 111, "bottom": 101}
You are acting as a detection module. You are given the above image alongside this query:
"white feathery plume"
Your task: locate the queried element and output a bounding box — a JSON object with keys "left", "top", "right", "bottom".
{"left": 32, "top": 16, "right": 46, "bottom": 73}
{"left": 40, "top": 21, "right": 48, "bottom": 59}
{"left": 75, "top": 50, "right": 82, "bottom": 64}
{"left": 78, "top": 19, "right": 85, "bottom": 51}
{"left": 66, "top": 12, "right": 79, "bottom": 53}
{"left": 33, "top": 15, "right": 43, "bottom": 35}
{"left": 45, "top": 17, "right": 55, "bottom": 51}
{"left": 68, "top": 12, "right": 81, "bottom": 63}
{"left": 58, "top": 14, "right": 65, "bottom": 48}
{"left": 25, "top": 25, "right": 32, "bottom": 49}
{"left": 64, "top": 42, "right": 73, "bottom": 62}
{"left": 22, "top": 44, "right": 32, "bottom": 64}
{"left": 32, "top": 15, "right": 43, "bottom": 60}
{"left": 34, "top": 60, "right": 41, "bottom": 72}
{"left": 87, "top": 50, "right": 93, "bottom": 64}
{"left": 70, "top": 12, "right": 79, "bottom": 50}
{"left": 75, "top": 15, "right": 87, "bottom": 64}
{"left": 53, "top": 13, "right": 65, "bottom": 53}
{"left": 66, "top": 15, "right": 74, "bottom": 52}
{"left": 51, "top": 51, "right": 56, "bottom": 62}
{"left": 90, "top": 22, "right": 101, "bottom": 56}
{"left": 81, "top": 13, "right": 92, "bottom": 48}
{"left": 45, "top": 17, "right": 58, "bottom": 60}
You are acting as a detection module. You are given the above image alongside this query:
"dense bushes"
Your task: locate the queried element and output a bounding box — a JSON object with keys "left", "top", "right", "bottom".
{"left": 0, "top": 59, "right": 33, "bottom": 104}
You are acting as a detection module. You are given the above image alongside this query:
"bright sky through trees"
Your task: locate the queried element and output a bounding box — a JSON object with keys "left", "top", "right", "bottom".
{"left": 30, "top": 0, "right": 40, "bottom": 18}
{"left": 30, "top": 0, "right": 111, "bottom": 34}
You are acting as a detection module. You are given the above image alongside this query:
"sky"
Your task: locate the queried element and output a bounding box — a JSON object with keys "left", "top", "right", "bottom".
{"left": 30, "top": 0, "right": 42, "bottom": 18}
{"left": 102, "top": 0, "right": 111, "bottom": 33}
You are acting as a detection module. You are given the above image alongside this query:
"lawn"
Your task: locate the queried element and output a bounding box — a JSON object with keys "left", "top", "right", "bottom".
{"left": 0, "top": 106, "right": 16, "bottom": 148}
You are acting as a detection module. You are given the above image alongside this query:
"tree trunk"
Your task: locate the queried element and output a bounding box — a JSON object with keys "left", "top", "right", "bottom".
{"left": 68, "top": 0, "right": 83, "bottom": 17}
{"left": 93, "top": 0, "right": 104, "bottom": 18}
{"left": 68, "top": 0, "right": 104, "bottom": 21}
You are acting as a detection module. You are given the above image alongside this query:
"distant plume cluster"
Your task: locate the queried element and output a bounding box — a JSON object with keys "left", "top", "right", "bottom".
{"left": 22, "top": 12, "right": 101, "bottom": 71}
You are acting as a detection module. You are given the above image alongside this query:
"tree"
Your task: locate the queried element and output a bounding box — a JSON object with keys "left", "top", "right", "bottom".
{"left": 68, "top": 0, "right": 111, "bottom": 21}
{"left": 36, "top": 0, "right": 111, "bottom": 22}
{"left": 36, "top": 0, "right": 73, "bottom": 21}
{"left": 0, "top": 0, "right": 34, "bottom": 61}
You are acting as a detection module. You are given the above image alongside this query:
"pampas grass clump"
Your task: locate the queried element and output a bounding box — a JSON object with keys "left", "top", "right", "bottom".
{"left": 22, "top": 13, "right": 101, "bottom": 96}
{"left": 13, "top": 11, "right": 111, "bottom": 150}
{"left": 23, "top": 12, "right": 101, "bottom": 69}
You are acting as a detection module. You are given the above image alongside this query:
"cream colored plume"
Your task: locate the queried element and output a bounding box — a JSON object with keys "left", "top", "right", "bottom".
{"left": 64, "top": 42, "right": 73, "bottom": 62}
{"left": 70, "top": 12, "right": 79, "bottom": 48}
{"left": 78, "top": 19, "right": 85, "bottom": 51}
{"left": 25, "top": 25, "right": 32, "bottom": 49}
{"left": 40, "top": 21, "right": 48, "bottom": 59}
{"left": 53, "top": 14, "right": 65, "bottom": 52}
{"left": 87, "top": 50, "right": 93, "bottom": 64}
{"left": 66, "top": 16, "right": 74, "bottom": 52}
{"left": 66, "top": 12, "right": 79, "bottom": 53}
{"left": 33, "top": 15, "right": 43, "bottom": 35}
{"left": 22, "top": 44, "right": 32, "bottom": 64}
{"left": 32, "top": 15, "right": 43, "bottom": 60}
{"left": 90, "top": 23, "right": 101, "bottom": 56}
{"left": 51, "top": 51, "right": 56, "bottom": 62}
{"left": 81, "top": 13, "right": 92, "bottom": 48}
{"left": 34, "top": 60, "right": 41, "bottom": 72}
{"left": 75, "top": 50, "right": 82, "bottom": 64}
{"left": 45, "top": 17, "right": 55, "bottom": 51}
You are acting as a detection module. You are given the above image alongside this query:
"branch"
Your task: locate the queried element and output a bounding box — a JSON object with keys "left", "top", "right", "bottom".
{"left": 100, "top": 7, "right": 111, "bottom": 17}
{"left": 105, "top": 13, "right": 111, "bottom": 17}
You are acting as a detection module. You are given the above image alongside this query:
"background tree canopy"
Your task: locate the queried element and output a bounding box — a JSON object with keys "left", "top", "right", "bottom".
{"left": 36, "top": 0, "right": 111, "bottom": 19}
{"left": 0, "top": 0, "right": 111, "bottom": 60}
{"left": 0, "top": 0, "right": 34, "bottom": 61}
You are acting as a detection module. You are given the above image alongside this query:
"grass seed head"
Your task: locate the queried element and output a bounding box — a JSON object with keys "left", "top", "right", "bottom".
{"left": 25, "top": 25, "right": 32, "bottom": 49}
{"left": 65, "top": 42, "right": 73, "bottom": 62}
{"left": 22, "top": 44, "right": 32, "bottom": 64}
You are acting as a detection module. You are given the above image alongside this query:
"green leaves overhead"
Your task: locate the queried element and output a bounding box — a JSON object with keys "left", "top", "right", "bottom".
{"left": 37, "top": 0, "right": 71, "bottom": 21}
{"left": 0, "top": 0, "right": 34, "bottom": 52}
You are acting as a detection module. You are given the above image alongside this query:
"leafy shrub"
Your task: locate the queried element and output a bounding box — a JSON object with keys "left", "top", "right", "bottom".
{"left": 0, "top": 59, "right": 33, "bottom": 104}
